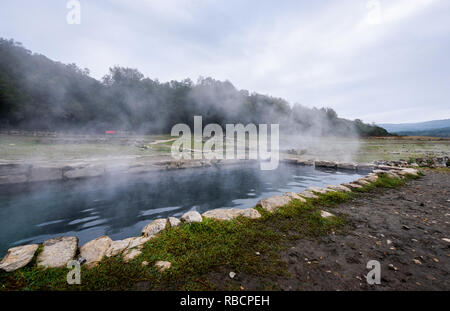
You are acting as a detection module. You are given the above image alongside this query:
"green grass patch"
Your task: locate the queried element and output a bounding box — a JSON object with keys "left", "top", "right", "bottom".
{"left": 0, "top": 173, "right": 419, "bottom": 291}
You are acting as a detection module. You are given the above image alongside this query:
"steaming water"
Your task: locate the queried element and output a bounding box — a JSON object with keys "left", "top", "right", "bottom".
{"left": 0, "top": 163, "right": 365, "bottom": 256}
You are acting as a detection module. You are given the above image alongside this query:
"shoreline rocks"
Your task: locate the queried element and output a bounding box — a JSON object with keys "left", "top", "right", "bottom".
{"left": 79, "top": 236, "right": 112, "bottom": 268}
{"left": 181, "top": 211, "right": 203, "bottom": 223}
{"left": 202, "top": 208, "right": 261, "bottom": 221}
{"left": 0, "top": 244, "right": 39, "bottom": 272}
{"left": 142, "top": 218, "right": 168, "bottom": 237}
{"left": 37, "top": 236, "right": 78, "bottom": 269}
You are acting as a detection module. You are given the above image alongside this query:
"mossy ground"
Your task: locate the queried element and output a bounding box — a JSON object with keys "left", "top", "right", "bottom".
{"left": 0, "top": 173, "right": 420, "bottom": 291}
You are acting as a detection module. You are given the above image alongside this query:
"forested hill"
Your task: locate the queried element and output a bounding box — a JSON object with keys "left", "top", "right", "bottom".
{"left": 0, "top": 38, "right": 389, "bottom": 137}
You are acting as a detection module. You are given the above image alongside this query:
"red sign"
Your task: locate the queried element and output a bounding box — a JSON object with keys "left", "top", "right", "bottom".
{"left": 105, "top": 130, "right": 116, "bottom": 134}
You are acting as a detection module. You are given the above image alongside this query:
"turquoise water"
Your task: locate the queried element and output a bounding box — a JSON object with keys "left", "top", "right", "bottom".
{"left": 0, "top": 163, "right": 364, "bottom": 256}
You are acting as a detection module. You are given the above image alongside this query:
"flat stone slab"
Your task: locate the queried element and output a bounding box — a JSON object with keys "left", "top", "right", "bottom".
{"left": 203, "top": 208, "right": 261, "bottom": 221}
{"left": 284, "top": 192, "right": 307, "bottom": 202}
{"left": 123, "top": 248, "right": 142, "bottom": 263}
{"left": 320, "top": 210, "right": 335, "bottom": 218}
{"left": 298, "top": 191, "right": 319, "bottom": 199}
{"left": 142, "top": 218, "right": 167, "bottom": 237}
{"left": 37, "top": 236, "right": 78, "bottom": 269}
{"left": 79, "top": 236, "right": 112, "bottom": 268}
{"left": 398, "top": 168, "right": 419, "bottom": 177}
{"left": 326, "top": 185, "right": 352, "bottom": 192}
{"left": 181, "top": 211, "right": 203, "bottom": 223}
{"left": 355, "top": 179, "right": 371, "bottom": 186}
{"left": 0, "top": 244, "right": 39, "bottom": 272}
{"left": 258, "top": 195, "right": 292, "bottom": 213}
{"left": 307, "top": 186, "right": 335, "bottom": 194}
{"left": 155, "top": 260, "right": 171, "bottom": 272}
{"left": 124, "top": 236, "right": 151, "bottom": 250}
{"left": 342, "top": 183, "right": 363, "bottom": 189}
{"left": 168, "top": 217, "right": 181, "bottom": 227}
{"left": 105, "top": 239, "right": 131, "bottom": 257}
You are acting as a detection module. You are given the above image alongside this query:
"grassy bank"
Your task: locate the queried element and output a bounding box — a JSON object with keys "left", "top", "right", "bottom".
{"left": 0, "top": 173, "right": 420, "bottom": 291}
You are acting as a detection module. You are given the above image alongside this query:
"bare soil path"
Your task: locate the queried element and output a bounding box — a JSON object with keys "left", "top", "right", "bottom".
{"left": 234, "top": 169, "right": 450, "bottom": 290}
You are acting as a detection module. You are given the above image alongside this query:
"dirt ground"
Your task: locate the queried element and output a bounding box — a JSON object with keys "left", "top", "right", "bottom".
{"left": 231, "top": 169, "right": 450, "bottom": 290}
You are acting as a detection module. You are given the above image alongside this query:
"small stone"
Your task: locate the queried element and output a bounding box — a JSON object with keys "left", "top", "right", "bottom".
{"left": 141, "top": 218, "right": 167, "bottom": 237}
{"left": 181, "top": 211, "right": 203, "bottom": 223}
{"left": 386, "top": 239, "right": 393, "bottom": 245}
{"left": 442, "top": 238, "right": 450, "bottom": 243}
{"left": 257, "top": 195, "right": 292, "bottom": 213}
{"left": 402, "top": 225, "right": 410, "bottom": 230}
{"left": 155, "top": 260, "right": 171, "bottom": 272}
{"left": 413, "top": 259, "right": 422, "bottom": 265}
{"left": 141, "top": 261, "right": 149, "bottom": 266}
{"left": 168, "top": 217, "right": 181, "bottom": 227}
{"left": 388, "top": 264, "right": 398, "bottom": 271}
{"left": 320, "top": 210, "right": 335, "bottom": 218}
{"left": 0, "top": 244, "right": 39, "bottom": 272}
{"left": 229, "top": 271, "right": 236, "bottom": 279}
{"left": 123, "top": 248, "right": 142, "bottom": 263}
{"left": 433, "top": 258, "right": 439, "bottom": 263}
{"left": 255, "top": 252, "right": 261, "bottom": 256}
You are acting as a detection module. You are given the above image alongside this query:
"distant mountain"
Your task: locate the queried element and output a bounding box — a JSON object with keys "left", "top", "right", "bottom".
{"left": 378, "top": 119, "right": 450, "bottom": 133}
{"left": 394, "top": 127, "right": 450, "bottom": 138}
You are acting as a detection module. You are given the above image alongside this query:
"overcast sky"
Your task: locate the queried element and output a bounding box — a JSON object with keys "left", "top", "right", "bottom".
{"left": 1, "top": 0, "right": 449, "bottom": 123}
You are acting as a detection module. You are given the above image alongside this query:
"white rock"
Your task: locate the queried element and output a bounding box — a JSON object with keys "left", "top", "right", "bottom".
{"left": 326, "top": 185, "right": 352, "bottom": 192}
{"left": 284, "top": 192, "right": 307, "bottom": 202}
{"left": 181, "top": 211, "right": 203, "bottom": 223}
{"left": 124, "top": 236, "right": 151, "bottom": 250}
{"left": 0, "top": 244, "right": 39, "bottom": 272}
{"left": 123, "top": 248, "right": 142, "bottom": 263}
{"left": 79, "top": 236, "right": 112, "bottom": 268}
{"left": 342, "top": 183, "right": 363, "bottom": 189}
{"left": 355, "top": 179, "right": 370, "bottom": 186}
{"left": 320, "top": 210, "right": 335, "bottom": 218}
{"left": 229, "top": 271, "right": 236, "bottom": 279}
{"left": 141, "top": 218, "right": 167, "bottom": 237}
{"left": 168, "top": 217, "right": 181, "bottom": 227}
{"left": 37, "top": 236, "right": 78, "bottom": 269}
{"left": 257, "top": 195, "right": 291, "bottom": 213}
{"left": 398, "top": 168, "right": 419, "bottom": 177}
{"left": 155, "top": 260, "right": 171, "bottom": 272}
{"left": 298, "top": 191, "right": 319, "bottom": 199}
{"left": 307, "top": 186, "right": 335, "bottom": 194}
{"left": 105, "top": 239, "right": 130, "bottom": 257}
{"left": 442, "top": 238, "right": 450, "bottom": 243}
{"left": 202, "top": 208, "right": 261, "bottom": 221}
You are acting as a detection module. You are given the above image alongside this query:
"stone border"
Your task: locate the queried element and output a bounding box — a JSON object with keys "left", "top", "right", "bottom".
{"left": 0, "top": 159, "right": 423, "bottom": 273}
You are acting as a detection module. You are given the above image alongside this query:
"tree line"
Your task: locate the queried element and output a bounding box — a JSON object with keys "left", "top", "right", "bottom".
{"left": 0, "top": 38, "right": 389, "bottom": 137}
